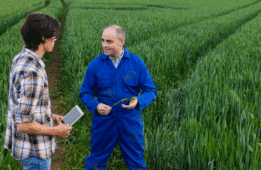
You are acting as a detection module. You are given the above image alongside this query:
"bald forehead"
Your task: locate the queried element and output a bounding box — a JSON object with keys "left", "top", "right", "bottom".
{"left": 103, "top": 27, "right": 117, "bottom": 34}
{"left": 102, "top": 27, "right": 118, "bottom": 38}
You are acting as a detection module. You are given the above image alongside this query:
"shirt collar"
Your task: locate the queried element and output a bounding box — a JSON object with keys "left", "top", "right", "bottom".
{"left": 109, "top": 48, "right": 124, "bottom": 60}
{"left": 22, "top": 46, "right": 45, "bottom": 68}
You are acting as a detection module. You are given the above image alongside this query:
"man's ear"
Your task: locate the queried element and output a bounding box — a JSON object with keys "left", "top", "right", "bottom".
{"left": 121, "top": 39, "right": 125, "bottom": 46}
{"left": 41, "top": 36, "right": 46, "bottom": 44}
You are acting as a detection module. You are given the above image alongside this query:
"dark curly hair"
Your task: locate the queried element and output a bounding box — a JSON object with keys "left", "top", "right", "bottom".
{"left": 20, "top": 12, "right": 61, "bottom": 51}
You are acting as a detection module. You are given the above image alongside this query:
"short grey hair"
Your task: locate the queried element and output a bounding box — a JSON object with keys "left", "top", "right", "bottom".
{"left": 104, "top": 25, "right": 125, "bottom": 40}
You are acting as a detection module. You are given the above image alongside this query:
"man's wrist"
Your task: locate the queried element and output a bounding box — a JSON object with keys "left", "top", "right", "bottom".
{"left": 17, "top": 122, "right": 59, "bottom": 136}
{"left": 32, "top": 122, "right": 58, "bottom": 136}
{"left": 95, "top": 108, "right": 100, "bottom": 115}
{"left": 135, "top": 102, "right": 140, "bottom": 110}
{"left": 51, "top": 126, "right": 59, "bottom": 136}
{"left": 95, "top": 103, "right": 101, "bottom": 115}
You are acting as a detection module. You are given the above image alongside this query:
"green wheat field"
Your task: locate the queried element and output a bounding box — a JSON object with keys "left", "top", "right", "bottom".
{"left": 1, "top": 0, "right": 261, "bottom": 169}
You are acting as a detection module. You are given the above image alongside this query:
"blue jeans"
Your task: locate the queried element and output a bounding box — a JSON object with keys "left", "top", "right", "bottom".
{"left": 18, "top": 154, "right": 51, "bottom": 170}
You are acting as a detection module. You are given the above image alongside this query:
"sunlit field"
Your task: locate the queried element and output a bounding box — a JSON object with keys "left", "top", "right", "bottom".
{"left": 1, "top": 0, "right": 261, "bottom": 169}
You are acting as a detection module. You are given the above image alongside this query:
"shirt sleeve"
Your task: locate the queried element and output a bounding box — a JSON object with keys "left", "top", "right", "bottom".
{"left": 137, "top": 59, "right": 158, "bottom": 110}
{"left": 79, "top": 61, "right": 100, "bottom": 114}
{"left": 15, "top": 71, "right": 42, "bottom": 124}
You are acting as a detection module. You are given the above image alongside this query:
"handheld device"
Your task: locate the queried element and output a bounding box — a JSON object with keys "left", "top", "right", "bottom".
{"left": 60, "top": 105, "right": 84, "bottom": 126}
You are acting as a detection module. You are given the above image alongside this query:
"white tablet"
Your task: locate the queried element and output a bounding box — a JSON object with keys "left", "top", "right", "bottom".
{"left": 60, "top": 105, "right": 84, "bottom": 126}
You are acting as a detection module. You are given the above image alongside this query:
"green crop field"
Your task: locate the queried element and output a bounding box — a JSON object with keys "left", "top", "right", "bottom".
{"left": 0, "top": 0, "right": 50, "bottom": 36}
{"left": 1, "top": 0, "right": 261, "bottom": 169}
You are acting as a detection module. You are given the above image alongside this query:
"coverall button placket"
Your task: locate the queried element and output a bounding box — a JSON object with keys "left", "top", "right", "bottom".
{"left": 115, "top": 60, "right": 121, "bottom": 133}
{"left": 107, "top": 58, "right": 116, "bottom": 107}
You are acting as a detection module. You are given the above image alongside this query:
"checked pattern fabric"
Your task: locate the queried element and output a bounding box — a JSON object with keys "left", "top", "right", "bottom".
{"left": 4, "top": 46, "right": 57, "bottom": 160}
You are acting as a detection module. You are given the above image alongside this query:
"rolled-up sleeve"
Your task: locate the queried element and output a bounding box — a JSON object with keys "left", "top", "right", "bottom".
{"left": 137, "top": 59, "right": 158, "bottom": 110}
{"left": 79, "top": 61, "right": 100, "bottom": 114}
{"left": 15, "top": 71, "right": 42, "bottom": 123}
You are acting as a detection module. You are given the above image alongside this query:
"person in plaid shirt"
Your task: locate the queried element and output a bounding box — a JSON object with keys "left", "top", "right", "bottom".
{"left": 4, "top": 13, "right": 72, "bottom": 170}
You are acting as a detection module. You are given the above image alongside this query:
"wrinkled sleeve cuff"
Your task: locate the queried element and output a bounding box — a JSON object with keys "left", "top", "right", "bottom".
{"left": 137, "top": 95, "right": 146, "bottom": 110}
{"left": 135, "top": 101, "right": 140, "bottom": 111}
{"left": 89, "top": 101, "right": 100, "bottom": 115}
{"left": 137, "top": 91, "right": 157, "bottom": 110}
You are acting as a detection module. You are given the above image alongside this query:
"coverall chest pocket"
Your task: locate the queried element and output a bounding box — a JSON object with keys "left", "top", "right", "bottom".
{"left": 97, "top": 80, "right": 111, "bottom": 97}
{"left": 123, "top": 78, "right": 139, "bottom": 93}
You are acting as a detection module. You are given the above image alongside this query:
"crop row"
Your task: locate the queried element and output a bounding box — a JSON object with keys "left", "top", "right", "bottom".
{"left": 128, "top": 1, "right": 261, "bottom": 126}
{"left": 61, "top": 0, "right": 261, "bottom": 131}
{"left": 145, "top": 9, "right": 261, "bottom": 170}
{"left": 0, "top": 0, "right": 49, "bottom": 36}
{"left": 0, "top": 0, "right": 63, "bottom": 169}
{"left": 63, "top": 0, "right": 260, "bottom": 47}
{"left": 57, "top": 1, "right": 261, "bottom": 169}
{"left": 128, "top": 2, "right": 261, "bottom": 169}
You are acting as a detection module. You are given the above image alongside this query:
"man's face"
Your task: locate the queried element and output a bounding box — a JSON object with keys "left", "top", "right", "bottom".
{"left": 43, "top": 36, "right": 57, "bottom": 53}
{"left": 101, "top": 28, "right": 125, "bottom": 57}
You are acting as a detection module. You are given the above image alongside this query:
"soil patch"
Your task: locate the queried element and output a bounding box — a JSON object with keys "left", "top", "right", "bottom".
{"left": 44, "top": 4, "right": 68, "bottom": 170}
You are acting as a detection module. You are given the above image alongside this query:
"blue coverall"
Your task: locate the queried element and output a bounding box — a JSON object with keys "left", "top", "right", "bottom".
{"left": 79, "top": 46, "right": 157, "bottom": 170}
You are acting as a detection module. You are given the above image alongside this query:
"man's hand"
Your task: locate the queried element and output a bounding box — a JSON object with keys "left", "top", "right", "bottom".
{"left": 122, "top": 97, "right": 138, "bottom": 109}
{"left": 54, "top": 114, "right": 72, "bottom": 138}
{"left": 17, "top": 121, "right": 72, "bottom": 138}
{"left": 97, "top": 103, "right": 112, "bottom": 115}
{"left": 53, "top": 114, "right": 63, "bottom": 125}
{"left": 55, "top": 123, "right": 72, "bottom": 138}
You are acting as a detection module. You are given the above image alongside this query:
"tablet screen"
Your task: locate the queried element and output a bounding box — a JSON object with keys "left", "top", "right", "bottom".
{"left": 61, "top": 105, "right": 84, "bottom": 126}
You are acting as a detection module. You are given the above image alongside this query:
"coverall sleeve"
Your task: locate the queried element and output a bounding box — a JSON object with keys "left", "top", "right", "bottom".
{"left": 79, "top": 61, "right": 100, "bottom": 114}
{"left": 137, "top": 59, "right": 158, "bottom": 110}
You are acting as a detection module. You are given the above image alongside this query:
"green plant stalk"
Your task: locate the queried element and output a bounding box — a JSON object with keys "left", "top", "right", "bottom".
{"left": 111, "top": 97, "right": 136, "bottom": 107}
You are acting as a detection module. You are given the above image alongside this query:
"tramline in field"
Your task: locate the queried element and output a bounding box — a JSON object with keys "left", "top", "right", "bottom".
{"left": 2, "top": 0, "right": 261, "bottom": 169}
{"left": 58, "top": 0, "right": 261, "bottom": 169}
{"left": 165, "top": 12, "right": 261, "bottom": 169}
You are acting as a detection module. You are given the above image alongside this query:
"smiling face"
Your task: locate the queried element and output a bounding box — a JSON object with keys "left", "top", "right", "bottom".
{"left": 101, "top": 27, "right": 125, "bottom": 57}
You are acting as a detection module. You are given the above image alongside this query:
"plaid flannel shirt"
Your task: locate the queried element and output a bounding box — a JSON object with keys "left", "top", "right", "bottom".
{"left": 4, "top": 46, "right": 57, "bottom": 160}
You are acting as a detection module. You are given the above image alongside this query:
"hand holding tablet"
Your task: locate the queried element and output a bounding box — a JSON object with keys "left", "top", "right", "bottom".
{"left": 54, "top": 105, "right": 84, "bottom": 138}
{"left": 60, "top": 105, "right": 84, "bottom": 126}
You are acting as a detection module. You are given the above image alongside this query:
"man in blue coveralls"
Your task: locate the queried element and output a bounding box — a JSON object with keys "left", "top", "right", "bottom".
{"left": 79, "top": 25, "right": 157, "bottom": 170}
